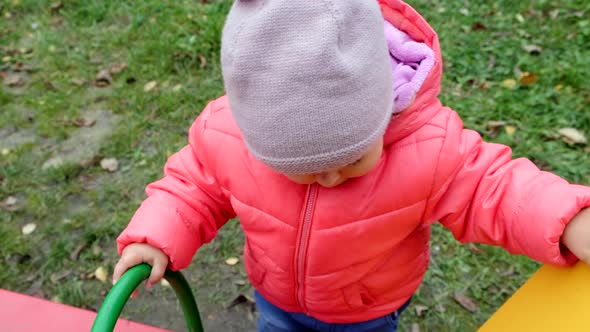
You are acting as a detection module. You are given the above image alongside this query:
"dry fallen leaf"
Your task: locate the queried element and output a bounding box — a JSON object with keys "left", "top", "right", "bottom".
{"left": 573, "top": 11, "right": 584, "bottom": 18}
{"left": 4, "top": 73, "right": 26, "bottom": 87}
{"left": 225, "top": 257, "right": 239, "bottom": 266}
{"left": 2, "top": 196, "right": 22, "bottom": 211}
{"left": 50, "top": 2, "right": 64, "bottom": 13}
{"left": 414, "top": 305, "right": 428, "bottom": 317}
{"left": 502, "top": 79, "right": 517, "bottom": 89}
{"left": 234, "top": 279, "right": 247, "bottom": 286}
{"left": 50, "top": 270, "right": 72, "bottom": 284}
{"left": 485, "top": 121, "right": 507, "bottom": 138}
{"left": 144, "top": 80, "right": 158, "bottom": 92}
{"left": 519, "top": 72, "right": 538, "bottom": 85}
{"left": 468, "top": 243, "right": 484, "bottom": 255}
{"left": 453, "top": 291, "right": 478, "bottom": 312}
{"left": 522, "top": 44, "right": 542, "bottom": 55}
{"left": 478, "top": 81, "right": 490, "bottom": 90}
{"left": 100, "top": 158, "right": 119, "bottom": 172}
{"left": 51, "top": 16, "right": 64, "bottom": 27}
{"left": 74, "top": 117, "right": 96, "bottom": 127}
{"left": 13, "top": 62, "right": 34, "bottom": 72}
{"left": 95, "top": 266, "right": 108, "bottom": 283}
{"left": 70, "top": 78, "right": 86, "bottom": 86}
{"left": 69, "top": 242, "right": 87, "bottom": 260}
{"left": 198, "top": 54, "right": 207, "bottom": 69}
{"left": 558, "top": 128, "right": 587, "bottom": 144}
{"left": 500, "top": 266, "right": 516, "bottom": 277}
{"left": 4, "top": 196, "right": 17, "bottom": 207}
{"left": 486, "top": 121, "right": 507, "bottom": 128}
{"left": 505, "top": 125, "right": 517, "bottom": 137}
{"left": 92, "top": 244, "right": 102, "bottom": 256}
{"left": 109, "top": 62, "right": 127, "bottom": 75}
{"left": 95, "top": 69, "right": 112, "bottom": 87}
{"left": 22, "top": 223, "right": 37, "bottom": 235}
{"left": 227, "top": 293, "right": 255, "bottom": 309}
{"left": 472, "top": 22, "right": 486, "bottom": 31}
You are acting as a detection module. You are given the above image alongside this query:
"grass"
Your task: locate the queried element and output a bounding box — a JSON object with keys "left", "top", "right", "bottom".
{"left": 1, "top": 0, "right": 589, "bottom": 331}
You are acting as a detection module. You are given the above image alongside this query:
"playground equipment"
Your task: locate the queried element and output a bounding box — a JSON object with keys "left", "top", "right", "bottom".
{"left": 0, "top": 264, "right": 202, "bottom": 332}
{"left": 3, "top": 262, "right": 590, "bottom": 331}
{"left": 90, "top": 261, "right": 590, "bottom": 331}
{"left": 91, "top": 264, "right": 203, "bottom": 332}
{"left": 479, "top": 262, "right": 590, "bottom": 331}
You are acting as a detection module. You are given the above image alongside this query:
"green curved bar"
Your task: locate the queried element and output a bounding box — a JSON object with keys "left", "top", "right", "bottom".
{"left": 91, "top": 264, "right": 204, "bottom": 332}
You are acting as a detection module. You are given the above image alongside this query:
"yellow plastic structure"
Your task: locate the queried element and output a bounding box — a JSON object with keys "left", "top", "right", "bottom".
{"left": 479, "top": 262, "right": 590, "bottom": 331}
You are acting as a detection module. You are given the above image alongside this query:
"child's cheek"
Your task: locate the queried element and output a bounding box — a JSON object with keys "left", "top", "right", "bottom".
{"left": 344, "top": 154, "right": 383, "bottom": 179}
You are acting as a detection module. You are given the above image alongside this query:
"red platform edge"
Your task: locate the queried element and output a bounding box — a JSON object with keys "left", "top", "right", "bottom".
{"left": 0, "top": 289, "right": 171, "bottom": 332}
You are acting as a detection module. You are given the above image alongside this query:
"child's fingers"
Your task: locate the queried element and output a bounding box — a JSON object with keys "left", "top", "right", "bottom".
{"left": 146, "top": 257, "right": 167, "bottom": 289}
{"left": 112, "top": 252, "right": 143, "bottom": 284}
{"left": 130, "top": 289, "right": 140, "bottom": 299}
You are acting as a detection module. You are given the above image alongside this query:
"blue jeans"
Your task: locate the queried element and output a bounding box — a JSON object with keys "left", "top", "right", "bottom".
{"left": 255, "top": 291, "right": 410, "bottom": 332}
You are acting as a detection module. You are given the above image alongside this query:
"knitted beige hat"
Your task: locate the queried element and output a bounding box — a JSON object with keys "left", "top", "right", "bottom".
{"left": 221, "top": 0, "right": 393, "bottom": 174}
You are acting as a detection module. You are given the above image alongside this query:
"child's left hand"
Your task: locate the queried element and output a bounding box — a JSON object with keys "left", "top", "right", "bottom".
{"left": 562, "top": 208, "right": 590, "bottom": 265}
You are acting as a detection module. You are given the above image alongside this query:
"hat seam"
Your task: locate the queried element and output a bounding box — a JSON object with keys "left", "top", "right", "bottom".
{"left": 227, "top": 0, "right": 268, "bottom": 64}
{"left": 319, "top": 0, "right": 342, "bottom": 46}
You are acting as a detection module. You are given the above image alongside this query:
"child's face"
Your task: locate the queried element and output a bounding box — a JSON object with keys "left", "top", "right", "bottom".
{"left": 284, "top": 137, "right": 384, "bottom": 188}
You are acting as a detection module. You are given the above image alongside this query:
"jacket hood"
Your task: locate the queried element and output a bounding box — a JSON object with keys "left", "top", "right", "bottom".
{"left": 379, "top": 0, "right": 443, "bottom": 146}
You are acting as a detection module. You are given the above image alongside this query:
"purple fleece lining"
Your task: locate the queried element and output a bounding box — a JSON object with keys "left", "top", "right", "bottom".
{"left": 384, "top": 21, "right": 435, "bottom": 113}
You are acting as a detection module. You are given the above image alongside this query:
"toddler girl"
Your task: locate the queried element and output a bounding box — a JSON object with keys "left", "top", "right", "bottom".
{"left": 114, "top": 1, "right": 590, "bottom": 331}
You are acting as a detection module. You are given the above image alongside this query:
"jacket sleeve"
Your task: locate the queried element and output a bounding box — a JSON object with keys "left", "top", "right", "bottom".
{"left": 117, "top": 104, "right": 236, "bottom": 270}
{"left": 423, "top": 108, "right": 590, "bottom": 266}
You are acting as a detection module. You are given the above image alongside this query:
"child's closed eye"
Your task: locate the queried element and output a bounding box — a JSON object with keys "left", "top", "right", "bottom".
{"left": 349, "top": 158, "right": 363, "bottom": 166}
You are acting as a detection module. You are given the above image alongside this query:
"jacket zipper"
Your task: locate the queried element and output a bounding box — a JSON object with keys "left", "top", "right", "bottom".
{"left": 295, "top": 184, "right": 318, "bottom": 313}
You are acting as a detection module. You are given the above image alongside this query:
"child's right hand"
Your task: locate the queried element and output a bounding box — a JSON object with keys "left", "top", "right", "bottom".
{"left": 113, "top": 243, "right": 169, "bottom": 290}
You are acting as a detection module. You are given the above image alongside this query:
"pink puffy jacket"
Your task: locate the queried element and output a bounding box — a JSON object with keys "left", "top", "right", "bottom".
{"left": 118, "top": 0, "right": 590, "bottom": 323}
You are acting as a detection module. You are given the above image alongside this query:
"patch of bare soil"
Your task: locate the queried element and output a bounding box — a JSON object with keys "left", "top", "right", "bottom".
{"left": 42, "top": 109, "right": 120, "bottom": 169}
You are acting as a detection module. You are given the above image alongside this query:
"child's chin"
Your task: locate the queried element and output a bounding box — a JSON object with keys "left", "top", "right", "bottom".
{"left": 317, "top": 179, "right": 348, "bottom": 188}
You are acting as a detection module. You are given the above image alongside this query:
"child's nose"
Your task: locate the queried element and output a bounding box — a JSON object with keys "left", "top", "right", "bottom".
{"left": 316, "top": 171, "right": 341, "bottom": 187}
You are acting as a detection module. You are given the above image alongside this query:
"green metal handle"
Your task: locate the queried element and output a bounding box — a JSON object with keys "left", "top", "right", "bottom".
{"left": 91, "top": 264, "right": 204, "bottom": 332}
